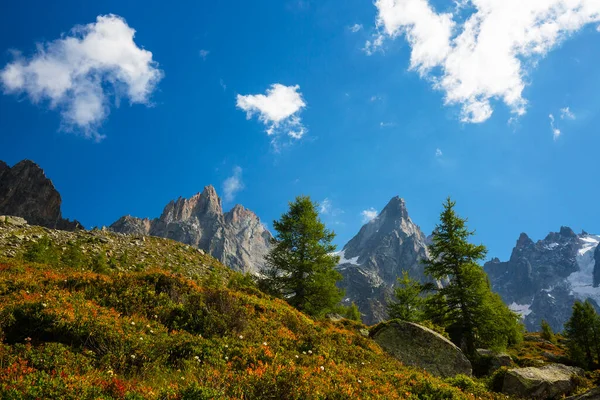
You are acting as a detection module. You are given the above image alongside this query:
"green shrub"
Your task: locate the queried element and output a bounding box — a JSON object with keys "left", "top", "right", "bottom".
{"left": 23, "top": 236, "right": 60, "bottom": 264}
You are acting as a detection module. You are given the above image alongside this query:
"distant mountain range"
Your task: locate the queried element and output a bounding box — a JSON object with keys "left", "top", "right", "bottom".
{"left": 484, "top": 228, "right": 600, "bottom": 332}
{"left": 1, "top": 158, "right": 598, "bottom": 330}
{"left": 109, "top": 186, "right": 272, "bottom": 274}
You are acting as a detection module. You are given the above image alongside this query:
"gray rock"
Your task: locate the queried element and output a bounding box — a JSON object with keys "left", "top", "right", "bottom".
{"left": 0, "top": 216, "right": 27, "bottom": 226}
{"left": 110, "top": 186, "right": 272, "bottom": 274}
{"left": 0, "top": 160, "right": 82, "bottom": 231}
{"left": 476, "top": 348, "right": 513, "bottom": 374}
{"left": 502, "top": 364, "right": 584, "bottom": 399}
{"left": 336, "top": 197, "right": 430, "bottom": 325}
{"left": 371, "top": 320, "right": 472, "bottom": 378}
{"left": 566, "top": 387, "right": 600, "bottom": 400}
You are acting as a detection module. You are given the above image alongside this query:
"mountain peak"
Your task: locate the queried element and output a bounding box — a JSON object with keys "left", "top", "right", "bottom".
{"left": 378, "top": 196, "right": 408, "bottom": 222}
{"left": 0, "top": 159, "right": 81, "bottom": 230}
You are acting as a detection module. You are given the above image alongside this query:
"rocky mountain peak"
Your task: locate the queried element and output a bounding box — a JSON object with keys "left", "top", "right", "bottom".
{"left": 111, "top": 186, "right": 271, "bottom": 274}
{"left": 485, "top": 228, "right": 600, "bottom": 332}
{"left": 0, "top": 159, "right": 81, "bottom": 231}
{"left": 337, "top": 196, "right": 429, "bottom": 325}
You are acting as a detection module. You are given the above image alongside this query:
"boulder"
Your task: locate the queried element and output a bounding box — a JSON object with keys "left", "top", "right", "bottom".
{"left": 566, "top": 387, "right": 600, "bottom": 400}
{"left": 502, "top": 363, "right": 584, "bottom": 399}
{"left": 370, "top": 320, "right": 472, "bottom": 378}
{"left": 475, "top": 348, "right": 513, "bottom": 375}
{"left": 0, "top": 216, "right": 27, "bottom": 226}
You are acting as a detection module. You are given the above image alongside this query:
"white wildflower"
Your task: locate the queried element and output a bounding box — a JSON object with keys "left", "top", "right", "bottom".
{"left": 239, "top": 335, "right": 244, "bottom": 339}
{"left": 130, "top": 354, "right": 136, "bottom": 359}
{"left": 320, "top": 366, "right": 324, "bottom": 371}
{"left": 130, "top": 321, "right": 135, "bottom": 325}
{"left": 263, "top": 342, "right": 268, "bottom": 346}
{"left": 308, "top": 350, "right": 312, "bottom": 354}
{"left": 41, "top": 303, "right": 47, "bottom": 308}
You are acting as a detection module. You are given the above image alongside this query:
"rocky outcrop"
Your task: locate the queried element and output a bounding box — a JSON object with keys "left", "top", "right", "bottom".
{"left": 566, "top": 387, "right": 600, "bottom": 400}
{"left": 110, "top": 186, "right": 272, "bottom": 274}
{"left": 475, "top": 348, "right": 513, "bottom": 375}
{"left": 0, "top": 160, "right": 81, "bottom": 231}
{"left": 370, "top": 320, "right": 472, "bottom": 378}
{"left": 336, "top": 197, "right": 429, "bottom": 325}
{"left": 502, "top": 364, "right": 583, "bottom": 399}
{"left": 484, "top": 228, "right": 600, "bottom": 332}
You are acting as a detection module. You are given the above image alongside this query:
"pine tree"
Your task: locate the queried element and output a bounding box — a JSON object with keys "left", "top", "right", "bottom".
{"left": 260, "top": 196, "right": 344, "bottom": 317}
{"left": 423, "top": 197, "right": 522, "bottom": 355}
{"left": 540, "top": 319, "right": 555, "bottom": 343}
{"left": 388, "top": 270, "right": 433, "bottom": 322}
{"left": 565, "top": 300, "right": 600, "bottom": 369}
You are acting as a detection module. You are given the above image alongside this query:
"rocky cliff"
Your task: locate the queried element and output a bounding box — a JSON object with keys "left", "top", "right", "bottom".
{"left": 484, "top": 227, "right": 600, "bottom": 332}
{"left": 110, "top": 186, "right": 272, "bottom": 274}
{"left": 336, "top": 197, "right": 429, "bottom": 325}
{"left": 0, "top": 160, "right": 81, "bottom": 230}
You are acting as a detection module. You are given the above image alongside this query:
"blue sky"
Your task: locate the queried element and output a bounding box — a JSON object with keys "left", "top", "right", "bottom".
{"left": 1, "top": 0, "right": 600, "bottom": 260}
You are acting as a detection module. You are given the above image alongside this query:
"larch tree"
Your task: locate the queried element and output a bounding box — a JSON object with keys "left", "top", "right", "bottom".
{"left": 423, "top": 197, "right": 522, "bottom": 356}
{"left": 259, "top": 196, "right": 344, "bottom": 317}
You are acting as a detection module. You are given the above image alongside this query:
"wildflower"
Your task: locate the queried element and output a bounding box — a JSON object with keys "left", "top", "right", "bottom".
{"left": 320, "top": 366, "right": 324, "bottom": 371}
{"left": 358, "top": 379, "right": 362, "bottom": 383}
{"left": 24, "top": 337, "right": 31, "bottom": 342}
{"left": 41, "top": 303, "right": 47, "bottom": 308}
{"left": 361, "top": 362, "right": 365, "bottom": 365}
{"left": 194, "top": 356, "right": 201, "bottom": 362}
{"left": 239, "top": 335, "right": 244, "bottom": 339}
{"left": 130, "top": 321, "right": 135, "bottom": 326}
{"left": 224, "top": 345, "right": 228, "bottom": 348}
{"left": 139, "top": 337, "right": 143, "bottom": 340}
{"left": 150, "top": 330, "right": 154, "bottom": 334}
{"left": 130, "top": 354, "right": 136, "bottom": 359}
{"left": 154, "top": 314, "right": 158, "bottom": 319}
{"left": 225, "top": 356, "right": 229, "bottom": 360}
{"left": 107, "top": 370, "right": 114, "bottom": 376}
{"left": 146, "top": 324, "right": 150, "bottom": 328}
{"left": 263, "top": 342, "right": 268, "bottom": 346}
{"left": 308, "top": 350, "right": 312, "bottom": 354}
{"left": 295, "top": 355, "right": 299, "bottom": 359}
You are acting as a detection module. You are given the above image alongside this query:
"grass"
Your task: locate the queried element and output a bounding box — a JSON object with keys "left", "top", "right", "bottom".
{"left": 0, "top": 223, "right": 510, "bottom": 399}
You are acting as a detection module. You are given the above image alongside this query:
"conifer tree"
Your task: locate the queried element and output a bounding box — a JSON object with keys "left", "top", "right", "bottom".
{"left": 260, "top": 196, "right": 344, "bottom": 317}
{"left": 564, "top": 300, "right": 600, "bottom": 369}
{"left": 540, "top": 319, "right": 555, "bottom": 343}
{"left": 423, "top": 198, "right": 522, "bottom": 355}
{"left": 388, "top": 271, "right": 433, "bottom": 322}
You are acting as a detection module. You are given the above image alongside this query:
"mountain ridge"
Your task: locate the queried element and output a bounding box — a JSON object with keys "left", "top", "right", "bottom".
{"left": 110, "top": 185, "right": 272, "bottom": 274}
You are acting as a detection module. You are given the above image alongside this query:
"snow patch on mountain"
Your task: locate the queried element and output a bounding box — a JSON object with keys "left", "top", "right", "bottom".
{"left": 567, "top": 235, "right": 600, "bottom": 304}
{"left": 336, "top": 250, "right": 360, "bottom": 266}
{"left": 509, "top": 302, "right": 532, "bottom": 317}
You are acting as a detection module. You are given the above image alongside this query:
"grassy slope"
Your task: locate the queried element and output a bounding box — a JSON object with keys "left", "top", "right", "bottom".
{"left": 0, "top": 223, "right": 501, "bottom": 399}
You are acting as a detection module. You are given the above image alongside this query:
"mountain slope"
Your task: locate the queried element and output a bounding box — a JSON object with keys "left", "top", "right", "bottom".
{"left": 0, "top": 221, "right": 496, "bottom": 399}
{"left": 336, "top": 197, "right": 429, "bottom": 325}
{"left": 110, "top": 186, "right": 272, "bottom": 274}
{"left": 484, "top": 227, "right": 600, "bottom": 332}
{"left": 0, "top": 159, "right": 81, "bottom": 230}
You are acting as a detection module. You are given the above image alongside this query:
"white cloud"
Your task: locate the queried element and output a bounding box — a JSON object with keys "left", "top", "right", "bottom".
{"left": 349, "top": 24, "right": 363, "bottom": 33}
{"left": 361, "top": 208, "right": 378, "bottom": 223}
{"left": 236, "top": 84, "right": 307, "bottom": 139}
{"left": 435, "top": 148, "right": 443, "bottom": 157}
{"left": 320, "top": 198, "right": 344, "bottom": 217}
{"left": 369, "top": 0, "right": 600, "bottom": 123}
{"left": 320, "top": 198, "right": 332, "bottom": 214}
{"left": 380, "top": 121, "right": 395, "bottom": 127}
{"left": 549, "top": 114, "right": 561, "bottom": 140}
{"left": 199, "top": 49, "right": 210, "bottom": 60}
{"left": 223, "top": 166, "right": 244, "bottom": 202}
{"left": 560, "top": 106, "right": 575, "bottom": 120}
{"left": 219, "top": 78, "right": 227, "bottom": 91}
{"left": 0, "top": 14, "right": 163, "bottom": 140}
